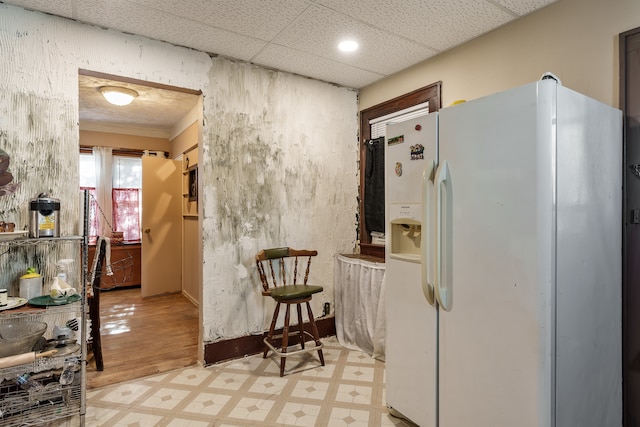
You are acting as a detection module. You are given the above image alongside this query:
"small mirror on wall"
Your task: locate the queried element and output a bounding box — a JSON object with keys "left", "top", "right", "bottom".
{"left": 188, "top": 166, "right": 197, "bottom": 202}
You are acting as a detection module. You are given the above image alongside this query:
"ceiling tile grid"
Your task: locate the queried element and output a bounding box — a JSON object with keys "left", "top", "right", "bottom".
{"left": 313, "top": 0, "right": 512, "bottom": 52}
{"left": 75, "top": 0, "right": 268, "bottom": 61}
{"left": 492, "top": 0, "right": 557, "bottom": 16}
{"left": 253, "top": 43, "right": 384, "bottom": 89}
{"left": 129, "top": 0, "right": 312, "bottom": 41}
{"left": 271, "top": 4, "right": 439, "bottom": 76}
{"left": 4, "top": 0, "right": 559, "bottom": 89}
{"left": 413, "top": 0, "right": 516, "bottom": 51}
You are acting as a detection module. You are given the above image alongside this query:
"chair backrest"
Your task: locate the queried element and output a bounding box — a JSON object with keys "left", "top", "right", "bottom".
{"left": 256, "top": 247, "right": 318, "bottom": 295}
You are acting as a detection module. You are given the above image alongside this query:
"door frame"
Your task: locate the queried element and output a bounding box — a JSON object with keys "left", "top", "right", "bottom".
{"left": 78, "top": 69, "right": 205, "bottom": 366}
{"left": 619, "top": 26, "right": 640, "bottom": 427}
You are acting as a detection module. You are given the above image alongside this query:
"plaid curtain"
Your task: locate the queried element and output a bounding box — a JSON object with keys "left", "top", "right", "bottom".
{"left": 81, "top": 187, "right": 140, "bottom": 243}
{"left": 112, "top": 188, "right": 141, "bottom": 243}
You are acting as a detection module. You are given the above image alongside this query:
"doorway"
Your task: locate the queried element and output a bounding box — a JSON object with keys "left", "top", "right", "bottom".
{"left": 620, "top": 27, "right": 640, "bottom": 427}
{"left": 78, "top": 70, "right": 202, "bottom": 387}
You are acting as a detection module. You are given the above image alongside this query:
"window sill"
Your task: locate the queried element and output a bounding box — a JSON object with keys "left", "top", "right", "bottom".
{"left": 360, "top": 243, "right": 385, "bottom": 259}
{"left": 88, "top": 241, "right": 141, "bottom": 247}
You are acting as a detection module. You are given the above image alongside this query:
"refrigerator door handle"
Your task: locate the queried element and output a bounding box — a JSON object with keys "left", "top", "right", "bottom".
{"left": 435, "top": 160, "right": 453, "bottom": 311}
{"left": 421, "top": 160, "right": 436, "bottom": 305}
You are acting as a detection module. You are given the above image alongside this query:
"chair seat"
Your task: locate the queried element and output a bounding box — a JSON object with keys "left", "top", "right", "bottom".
{"left": 269, "top": 285, "right": 323, "bottom": 301}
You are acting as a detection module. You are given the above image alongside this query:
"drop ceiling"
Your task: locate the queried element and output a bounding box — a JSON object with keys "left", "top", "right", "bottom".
{"left": 5, "top": 0, "right": 558, "bottom": 136}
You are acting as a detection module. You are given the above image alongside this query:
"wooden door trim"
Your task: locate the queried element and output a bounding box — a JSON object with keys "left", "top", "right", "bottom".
{"left": 619, "top": 25, "right": 640, "bottom": 427}
{"left": 358, "top": 82, "right": 441, "bottom": 258}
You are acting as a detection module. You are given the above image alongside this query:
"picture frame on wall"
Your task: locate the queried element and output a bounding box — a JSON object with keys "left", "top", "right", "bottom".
{"left": 188, "top": 166, "right": 197, "bottom": 202}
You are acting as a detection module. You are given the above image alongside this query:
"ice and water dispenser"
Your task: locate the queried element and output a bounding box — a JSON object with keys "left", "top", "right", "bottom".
{"left": 388, "top": 203, "right": 422, "bottom": 262}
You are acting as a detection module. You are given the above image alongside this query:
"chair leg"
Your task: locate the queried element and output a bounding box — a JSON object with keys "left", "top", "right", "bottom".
{"left": 89, "top": 293, "right": 104, "bottom": 371}
{"left": 280, "top": 304, "right": 291, "bottom": 377}
{"left": 264, "top": 303, "right": 281, "bottom": 358}
{"left": 296, "top": 303, "right": 305, "bottom": 349}
{"left": 91, "top": 327, "right": 104, "bottom": 372}
{"left": 306, "top": 301, "right": 325, "bottom": 366}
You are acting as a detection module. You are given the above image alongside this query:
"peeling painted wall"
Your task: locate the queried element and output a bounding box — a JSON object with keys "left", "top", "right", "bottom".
{"left": 0, "top": 4, "right": 359, "bottom": 347}
{"left": 202, "top": 59, "right": 358, "bottom": 342}
{"left": 0, "top": 3, "right": 211, "bottom": 300}
{"left": 0, "top": 4, "right": 210, "bottom": 232}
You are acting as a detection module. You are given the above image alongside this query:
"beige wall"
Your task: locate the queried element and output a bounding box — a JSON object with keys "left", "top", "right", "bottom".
{"left": 181, "top": 144, "right": 200, "bottom": 305}
{"left": 80, "top": 130, "right": 170, "bottom": 152}
{"left": 359, "top": 0, "right": 640, "bottom": 112}
{"left": 182, "top": 217, "right": 200, "bottom": 304}
{"left": 170, "top": 121, "right": 199, "bottom": 159}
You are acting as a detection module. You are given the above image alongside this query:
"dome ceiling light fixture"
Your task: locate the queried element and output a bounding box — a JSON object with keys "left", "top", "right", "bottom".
{"left": 338, "top": 40, "right": 359, "bottom": 53}
{"left": 99, "top": 86, "right": 139, "bottom": 106}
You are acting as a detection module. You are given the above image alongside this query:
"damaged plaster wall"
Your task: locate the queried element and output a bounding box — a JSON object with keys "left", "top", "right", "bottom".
{"left": 0, "top": 3, "right": 210, "bottom": 293}
{"left": 0, "top": 4, "right": 210, "bottom": 228}
{"left": 1, "top": 4, "right": 359, "bottom": 346}
{"left": 201, "top": 58, "right": 358, "bottom": 343}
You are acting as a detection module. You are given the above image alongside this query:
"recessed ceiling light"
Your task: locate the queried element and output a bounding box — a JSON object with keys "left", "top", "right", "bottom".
{"left": 338, "top": 40, "right": 359, "bottom": 52}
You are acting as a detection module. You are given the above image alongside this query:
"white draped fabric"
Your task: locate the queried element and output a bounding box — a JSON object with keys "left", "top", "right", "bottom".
{"left": 93, "top": 146, "right": 113, "bottom": 237}
{"left": 334, "top": 254, "right": 386, "bottom": 360}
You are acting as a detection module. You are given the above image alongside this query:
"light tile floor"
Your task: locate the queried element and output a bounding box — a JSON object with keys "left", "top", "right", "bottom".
{"left": 84, "top": 337, "right": 414, "bottom": 427}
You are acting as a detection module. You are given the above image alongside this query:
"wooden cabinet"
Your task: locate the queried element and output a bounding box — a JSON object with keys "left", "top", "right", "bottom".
{"left": 87, "top": 244, "right": 141, "bottom": 289}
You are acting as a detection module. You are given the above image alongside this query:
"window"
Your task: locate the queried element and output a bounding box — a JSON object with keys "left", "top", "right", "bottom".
{"left": 358, "top": 82, "right": 441, "bottom": 258}
{"left": 80, "top": 153, "right": 142, "bottom": 243}
{"left": 369, "top": 102, "right": 429, "bottom": 139}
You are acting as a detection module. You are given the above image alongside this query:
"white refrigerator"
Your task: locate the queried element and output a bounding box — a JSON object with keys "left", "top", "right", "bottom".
{"left": 384, "top": 77, "right": 622, "bottom": 427}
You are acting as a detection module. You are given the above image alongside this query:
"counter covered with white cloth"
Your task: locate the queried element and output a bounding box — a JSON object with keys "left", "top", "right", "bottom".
{"left": 334, "top": 254, "right": 386, "bottom": 360}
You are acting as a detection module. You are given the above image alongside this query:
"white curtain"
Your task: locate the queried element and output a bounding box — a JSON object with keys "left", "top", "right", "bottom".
{"left": 334, "top": 254, "right": 386, "bottom": 360}
{"left": 93, "top": 146, "right": 113, "bottom": 237}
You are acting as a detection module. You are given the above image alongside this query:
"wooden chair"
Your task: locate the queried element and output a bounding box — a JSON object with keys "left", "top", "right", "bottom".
{"left": 256, "top": 247, "right": 325, "bottom": 376}
{"left": 88, "top": 239, "right": 106, "bottom": 371}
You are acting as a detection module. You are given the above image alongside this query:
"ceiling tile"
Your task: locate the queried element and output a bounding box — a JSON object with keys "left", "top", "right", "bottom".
{"left": 272, "top": 5, "right": 439, "bottom": 75}
{"left": 253, "top": 43, "right": 384, "bottom": 88}
{"left": 3, "top": 0, "right": 559, "bottom": 89}
{"left": 316, "top": 0, "right": 516, "bottom": 51}
{"left": 75, "top": 0, "right": 266, "bottom": 60}
{"left": 129, "top": 0, "right": 311, "bottom": 41}
{"left": 493, "top": 0, "right": 558, "bottom": 16}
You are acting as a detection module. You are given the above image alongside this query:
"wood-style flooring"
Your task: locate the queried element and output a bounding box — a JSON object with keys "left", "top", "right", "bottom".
{"left": 86, "top": 287, "right": 198, "bottom": 390}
